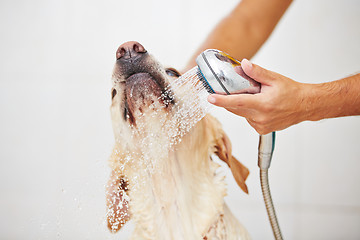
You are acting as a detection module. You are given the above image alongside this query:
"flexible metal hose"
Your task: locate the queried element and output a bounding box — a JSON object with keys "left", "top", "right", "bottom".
{"left": 258, "top": 133, "right": 283, "bottom": 240}
{"left": 260, "top": 169, "right": 283, "bottom": 240}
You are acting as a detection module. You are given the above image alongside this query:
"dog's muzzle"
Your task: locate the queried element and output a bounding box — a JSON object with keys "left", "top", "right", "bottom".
{"left": 112, "top": 41, "right": 175, "bottom": 125}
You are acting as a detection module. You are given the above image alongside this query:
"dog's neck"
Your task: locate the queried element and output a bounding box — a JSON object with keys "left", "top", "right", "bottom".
{"left": 125, "top": 120, "right": 227, "bottom": 239}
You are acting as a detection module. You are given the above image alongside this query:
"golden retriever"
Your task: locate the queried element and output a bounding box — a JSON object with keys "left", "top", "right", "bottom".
{"left": 107, "top": 41, "right": 251, "bottom": 240}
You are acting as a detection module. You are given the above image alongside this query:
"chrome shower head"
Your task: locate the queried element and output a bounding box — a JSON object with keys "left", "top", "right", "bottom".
{"left": 195, "top": 49, "right": 260, "bottom": 95}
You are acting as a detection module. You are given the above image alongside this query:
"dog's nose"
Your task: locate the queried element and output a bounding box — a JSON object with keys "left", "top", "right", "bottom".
{"left": 116, "top": 41, "right": 147, "bottom": 60}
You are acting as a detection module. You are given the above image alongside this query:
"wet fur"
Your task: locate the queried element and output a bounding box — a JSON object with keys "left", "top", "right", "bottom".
{"left": 107, "top": 43, "right": 251, "bottom": 239}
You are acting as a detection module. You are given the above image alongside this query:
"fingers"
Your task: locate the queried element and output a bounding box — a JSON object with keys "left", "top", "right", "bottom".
{"left": 241, "top": 59, "right": 278, "bottom": 85}
{"left": 207, "top": 94, "right": 275, "bottom": 134}
{"left": 207, "top": 93, "right": 257, "bottom": 109}
{"left": 228, "top": 108, "right": 273, "bottom": 135}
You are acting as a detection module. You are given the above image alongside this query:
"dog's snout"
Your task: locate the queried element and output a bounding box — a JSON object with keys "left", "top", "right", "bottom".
{"left": 116, "top": 41, "right": 147, "bottom": 60}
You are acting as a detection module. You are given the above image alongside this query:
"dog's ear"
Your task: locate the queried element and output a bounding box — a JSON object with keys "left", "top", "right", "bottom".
{"left": 215, "top": 132, "right": 249, "bottom": 194}
{"left": 106, "top": 170, "right": 130, "bottom": 233}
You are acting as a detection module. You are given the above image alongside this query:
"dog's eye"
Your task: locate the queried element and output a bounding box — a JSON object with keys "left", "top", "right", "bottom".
{"left": 165, "top": 68, "right": 181, "bottom": 77}
{"left": 111, "top": 88, "right": 117, "bottom": 99}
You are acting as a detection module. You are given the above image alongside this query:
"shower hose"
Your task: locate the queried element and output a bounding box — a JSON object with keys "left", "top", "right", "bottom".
{"left": 258, "top": 132, "right": 283, "bottom": 240}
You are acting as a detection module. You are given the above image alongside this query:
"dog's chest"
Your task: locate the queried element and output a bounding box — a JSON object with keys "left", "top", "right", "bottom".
{"left": 128, "top": 148, "right": 227, "bottom": 240}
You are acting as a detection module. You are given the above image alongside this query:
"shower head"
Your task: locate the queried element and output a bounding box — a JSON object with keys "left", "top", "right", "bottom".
{"left": 195, "top": 49, "right": 260, "bottom": 95}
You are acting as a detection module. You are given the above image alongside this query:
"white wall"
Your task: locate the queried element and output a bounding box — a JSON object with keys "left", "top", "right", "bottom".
{"left": 0, "top": 0, "right": 359, "bottom": 239}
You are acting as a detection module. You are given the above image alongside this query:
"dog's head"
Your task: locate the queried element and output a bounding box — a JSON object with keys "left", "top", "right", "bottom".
{"left": 110, "top": 41, "right": 182, "bottom": 145}
{"left": 107, "top": 41, "right": 186, "bottom": 232}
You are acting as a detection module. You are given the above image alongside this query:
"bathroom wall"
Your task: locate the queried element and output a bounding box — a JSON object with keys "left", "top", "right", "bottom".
{"left": 0, "top": 0, "right": 359, "bottom": 239}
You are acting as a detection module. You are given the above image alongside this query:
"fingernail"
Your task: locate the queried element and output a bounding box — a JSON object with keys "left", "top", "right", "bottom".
{"left": 207, "top": 95, "right": 216, "bottom": 104}
{"left": 242, "top": 58, "right": 253, "bottom": 69}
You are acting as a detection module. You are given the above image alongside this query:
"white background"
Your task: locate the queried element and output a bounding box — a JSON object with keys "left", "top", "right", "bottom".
{"left": 0, "top": 0, "right": 359, "bottom": 239}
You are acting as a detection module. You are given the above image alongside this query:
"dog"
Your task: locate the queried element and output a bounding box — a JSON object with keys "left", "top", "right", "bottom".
{"left": 107, "top": 41, "right": 251, "bottom": 239}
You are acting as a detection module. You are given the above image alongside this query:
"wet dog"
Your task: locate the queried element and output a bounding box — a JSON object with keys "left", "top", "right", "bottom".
{"left": 107, "top": 41, "right": 251, "bottom": 239}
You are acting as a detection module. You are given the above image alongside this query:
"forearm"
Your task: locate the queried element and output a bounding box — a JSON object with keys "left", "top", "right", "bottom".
{"left": 303, "top": 73, "right": 360, "bottom": 122}
{"left": 185, "top": 0, "right": 293, "bottom": 70}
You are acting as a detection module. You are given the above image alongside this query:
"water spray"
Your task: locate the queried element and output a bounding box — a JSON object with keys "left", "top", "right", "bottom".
{"left": 179, "top": 49, "right": 283, "bottom": 240}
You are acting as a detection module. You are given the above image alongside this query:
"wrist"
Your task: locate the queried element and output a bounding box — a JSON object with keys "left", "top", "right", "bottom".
{"left": 299, "top": 83, "right": 326, "bottom": 122}
{"left": 301, "top": 80, "right": 356, "bottom": 122}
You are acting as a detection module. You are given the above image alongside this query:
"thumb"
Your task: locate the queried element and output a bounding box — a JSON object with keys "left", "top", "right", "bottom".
{"left": 241, "top": 59, "right": 277, "bottom": 85}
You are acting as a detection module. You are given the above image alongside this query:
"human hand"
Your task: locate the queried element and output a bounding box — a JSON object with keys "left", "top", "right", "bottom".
{"left": 207, "top": 59, "right": 308, "bottom": 134}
